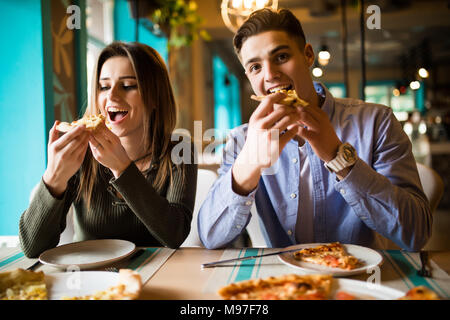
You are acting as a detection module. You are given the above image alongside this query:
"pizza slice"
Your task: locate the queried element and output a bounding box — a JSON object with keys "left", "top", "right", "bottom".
{"left": 218, "top": 274, "right": 333, "bottom": 300}
{"left": 0, "top": 268, "right": 47, "bottom": 300}
{"left": 251, "top": 89, "right": 309, "bottom": 107}
{"left": 398, "top": 286, "right": 440, "bottom": 300}
{"left": 62, "top": 269, "right": 142, "bottom": 300}
{"left": 56, "top": 114, "right": 110, "bottom": 133}
{"left": 0, "top": 268, "right": 141, "bottom": 300}
{"left": 293, "top": 242, "right": 361, "bottom": 270}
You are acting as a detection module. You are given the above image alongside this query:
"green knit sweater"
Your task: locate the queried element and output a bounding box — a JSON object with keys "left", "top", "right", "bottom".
{"left": 19, "top": 160, "right": 197, "bottom": 258}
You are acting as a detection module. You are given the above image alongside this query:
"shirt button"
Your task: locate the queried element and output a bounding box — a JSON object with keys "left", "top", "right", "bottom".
{"left": 236, "top": 225, "right": 241, "bottom": 229}
{"left": 340, "top": 189, "right": 346, "bottom": 195}
{"left": 245, "top": 200, "right": 252, "bottom": 206}
{"left": 292, "top": 158, "right": 298, "bottom": 163}
{"left": 287, "top": 230, "right": 293, "bottom": 236}
{"left": 290, "top": 193, "right": 297, "bottom": 199}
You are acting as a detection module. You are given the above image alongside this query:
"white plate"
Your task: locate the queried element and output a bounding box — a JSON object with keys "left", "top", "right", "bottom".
{"left": 39, "top": 239, "right": 136, "bottom": 270}
{"left": 278, "top": 243, "right": 383, "bottom": 276}
{"left": 331, "top": 278, "right": 404, "bottom": 300}
{"left": 45, "top": 271, "right": 119, "bottom": 300}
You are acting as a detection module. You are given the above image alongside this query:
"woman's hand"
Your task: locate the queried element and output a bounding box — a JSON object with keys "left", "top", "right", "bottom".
{"left": 88, "top": 122, "right": 131, "bottom": 178}
{"left": 43, "top": 121, "right": 90, "bottom": 197}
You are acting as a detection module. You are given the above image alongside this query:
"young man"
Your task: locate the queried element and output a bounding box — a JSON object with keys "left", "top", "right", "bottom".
{"left": 198, "top": 8, "right": 431, "bottom": 251}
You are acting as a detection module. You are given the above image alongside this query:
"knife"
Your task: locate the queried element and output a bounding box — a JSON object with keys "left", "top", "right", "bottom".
{"left": 201, "top": 248, "right": 300, "bottom": 269}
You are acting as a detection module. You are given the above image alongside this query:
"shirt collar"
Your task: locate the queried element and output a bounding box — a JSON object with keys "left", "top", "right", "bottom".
{"left": 313, "top": 81, "right": 335, "bottom": 117}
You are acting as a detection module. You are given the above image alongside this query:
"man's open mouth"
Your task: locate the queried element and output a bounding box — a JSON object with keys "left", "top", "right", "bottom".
{"left": 107, "top": 107, "right": 129, "bottom": 123}
{"left": 267, "top": 84, "right": 293, "bottom": 94}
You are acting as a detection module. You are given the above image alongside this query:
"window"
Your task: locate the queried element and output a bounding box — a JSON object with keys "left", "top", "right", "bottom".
{"left": 325, "top": 83, "right": 346, "bottom": 98}
{"left": 213, "top": 55, "right": 242, "bottom": 152}
{"left": 364, "top": 81, "right": 424, "bottom": 121}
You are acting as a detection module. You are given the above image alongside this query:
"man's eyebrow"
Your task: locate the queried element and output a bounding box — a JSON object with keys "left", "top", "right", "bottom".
{"left": 99, "top": 76, "right": 136, "bottom": 80}
{"left": 244, "top": 45, "right": 291, "bottom": 67}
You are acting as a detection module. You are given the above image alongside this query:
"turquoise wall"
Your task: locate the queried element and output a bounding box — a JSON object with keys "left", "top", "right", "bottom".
{"left": 213, "top": 55, "right": 241, "bottom": 141}
{"left": 0, "top": 0, "right": 50, "bottom": 234}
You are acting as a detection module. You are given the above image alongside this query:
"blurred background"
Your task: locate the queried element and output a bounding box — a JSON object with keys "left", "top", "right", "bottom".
{"left": 1, "top": 0, "right": 449, "bottom": 249}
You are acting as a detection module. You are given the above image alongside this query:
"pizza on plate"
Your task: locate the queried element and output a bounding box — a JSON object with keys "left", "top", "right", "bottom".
{"left": 218, "top": 273, "right": 441, "bottom": 300}
{"left": 0, "top": 268, "right": 47, "bottom": 300}
{"left": 56, "top": 114, "right": 110, "bottom": 133}
{"left": 251, "top": 89, "right": 309, "bottom": 108}
{"left": 218, "top": 274, "right": 332, "bottom": 300}
{"left": 398, "top": 286, "right": 440, "bottom": 300}
{"left": 293, "top": 242, "right": 361, "bottom": 270}
{"left": 0, "top": 268, "right": 141, "bottom": 300}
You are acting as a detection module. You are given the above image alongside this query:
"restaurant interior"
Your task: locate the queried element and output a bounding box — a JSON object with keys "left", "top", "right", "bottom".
{"left": 1, "top": 0, "right": 450, "bottom": 251}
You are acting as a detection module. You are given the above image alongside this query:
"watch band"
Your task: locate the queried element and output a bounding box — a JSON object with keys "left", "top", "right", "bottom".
{"left": 324, "top": 143, "right": 357, "bottom": 173}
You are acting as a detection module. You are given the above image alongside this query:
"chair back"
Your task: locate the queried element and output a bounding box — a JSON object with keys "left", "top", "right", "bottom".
{"left": 416, "top": 162, "right": 444, "bottom": 212}
{"left": 181, "top": 169, "right": 218, "bottom": 247}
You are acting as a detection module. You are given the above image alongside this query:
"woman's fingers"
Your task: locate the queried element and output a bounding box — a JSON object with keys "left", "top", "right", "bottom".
{"left": 52, "top": 124, "right": 86, "bottom": 151}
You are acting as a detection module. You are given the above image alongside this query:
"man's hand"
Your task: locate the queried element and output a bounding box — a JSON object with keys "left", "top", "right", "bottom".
{"left": 295, "top": 104, "right": 342, "bottom": 163}
{"left": 232, "top": 92, "right": 301, "bottom": 195}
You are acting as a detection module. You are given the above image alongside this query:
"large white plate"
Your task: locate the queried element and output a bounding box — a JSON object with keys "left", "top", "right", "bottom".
{"left": 331, "top": 278, "right": 404, "bottom": 300}
{"left": 278, "top": 243, "right": 383, "bottom": 276}
{"left": 39, "top": 239, "right": 136, "bottom": 270}
{"left": 45, "top": 271, "right": 119, "bottom": 300}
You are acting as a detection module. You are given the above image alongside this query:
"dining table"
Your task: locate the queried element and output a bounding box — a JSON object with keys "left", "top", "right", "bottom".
{"left": 1, "top": 246, "right": 449, "bottom": 301}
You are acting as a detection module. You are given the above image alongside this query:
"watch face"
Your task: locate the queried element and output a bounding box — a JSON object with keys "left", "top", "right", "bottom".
{"left": 342, "top": 145, "right": 356, "bottom": 162}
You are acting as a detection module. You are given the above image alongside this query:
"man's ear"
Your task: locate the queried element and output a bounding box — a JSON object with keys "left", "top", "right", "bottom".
{"left": 303, "top": 44, "right": 315, "bottom": 67}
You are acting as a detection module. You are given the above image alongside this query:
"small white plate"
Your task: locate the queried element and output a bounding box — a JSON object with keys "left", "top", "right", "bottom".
{"left": 331, "top": 278, "right": 404, "bottom": 300}
{"left": 278, "top": 243, "right": 383, "bottom": 276}
{"left": 39, "top": 239, "right": 136, "bottom": 270}
{"left": 46, "top": 271, "right": 119, "bottom": 300}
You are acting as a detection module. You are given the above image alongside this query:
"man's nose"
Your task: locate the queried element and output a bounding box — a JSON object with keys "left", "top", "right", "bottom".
{"left": 264, "top": 62, "right": 280, "bottom": 82}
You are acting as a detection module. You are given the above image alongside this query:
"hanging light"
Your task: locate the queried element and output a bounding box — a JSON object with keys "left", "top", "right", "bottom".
{"left": 318, "top": 44, "right": 330, "bottom": 66}
{"left": 221, "top": 0, "right": 278, "bottom": 33}
{"left": 312, "top": 66, "right": 323, "bottom": 78}
{"left": 418, "top": 67, "right": 429, "bottom": 78}
{"left": 409, "top": 80, "right": 420, "bottom": 90}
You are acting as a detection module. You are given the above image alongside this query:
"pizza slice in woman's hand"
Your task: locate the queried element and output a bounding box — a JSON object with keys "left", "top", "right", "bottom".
{"left": 56, "top": 114, "right": 111, "bottom": 133}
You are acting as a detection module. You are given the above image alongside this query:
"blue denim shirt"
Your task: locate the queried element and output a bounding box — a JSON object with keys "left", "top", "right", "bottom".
{"left": 198, "top": 83, "right": 432, "bottom": 251}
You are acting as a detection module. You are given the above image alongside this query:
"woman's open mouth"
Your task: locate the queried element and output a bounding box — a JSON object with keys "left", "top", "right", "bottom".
{"left": 107, "top": 107, "right": 129, "bottom": 123}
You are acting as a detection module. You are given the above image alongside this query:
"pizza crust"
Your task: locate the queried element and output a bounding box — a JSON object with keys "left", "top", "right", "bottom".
{"left": 398, "top": 286, "right": 440, "bottom": 300}
{"left": 218, "top": 274, "right": 332, "bottom": 300}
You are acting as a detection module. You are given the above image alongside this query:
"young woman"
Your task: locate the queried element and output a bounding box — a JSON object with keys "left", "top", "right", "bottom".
{"left": 20, "top": 42, "right": 197, "bottom": 257}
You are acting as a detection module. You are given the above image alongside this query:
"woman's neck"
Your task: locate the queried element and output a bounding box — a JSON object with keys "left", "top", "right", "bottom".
{"left": 120, "top": 136, "right": 151, "bottom": 171}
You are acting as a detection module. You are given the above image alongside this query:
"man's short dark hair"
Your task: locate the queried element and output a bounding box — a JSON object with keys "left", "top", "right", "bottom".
{"left": 233, "top": 8, "right": 307, "bottom": 56}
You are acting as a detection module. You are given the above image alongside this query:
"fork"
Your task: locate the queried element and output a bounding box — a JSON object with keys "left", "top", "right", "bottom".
{"left": 417, "top": 250, "right": 431, "bottom": 277}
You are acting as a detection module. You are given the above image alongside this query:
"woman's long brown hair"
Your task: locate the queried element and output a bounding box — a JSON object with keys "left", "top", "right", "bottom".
{"left": 78, "top": 42, "right": 178, "bottom": 209}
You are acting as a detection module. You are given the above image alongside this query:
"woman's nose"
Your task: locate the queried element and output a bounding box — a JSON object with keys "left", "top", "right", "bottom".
{"left": 107, "top": 84, "right": 120, "bottom": 101}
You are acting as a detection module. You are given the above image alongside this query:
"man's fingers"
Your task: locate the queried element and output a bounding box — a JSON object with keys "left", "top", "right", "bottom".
{"left": 251, "top": 92, "right": 288, "bottom": 120}
{"left": 279, "top": 124, "right": 300, "bottom": 149}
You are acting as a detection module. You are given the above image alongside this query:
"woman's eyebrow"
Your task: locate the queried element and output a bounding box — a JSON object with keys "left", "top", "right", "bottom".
{"left": 99, "top": 76, "right": 137, "bottom": 80}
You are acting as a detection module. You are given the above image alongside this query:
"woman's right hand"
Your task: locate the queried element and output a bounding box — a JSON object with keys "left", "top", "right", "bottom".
{"left": 42, "top": 121, "right": 90, "bottom": 198}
